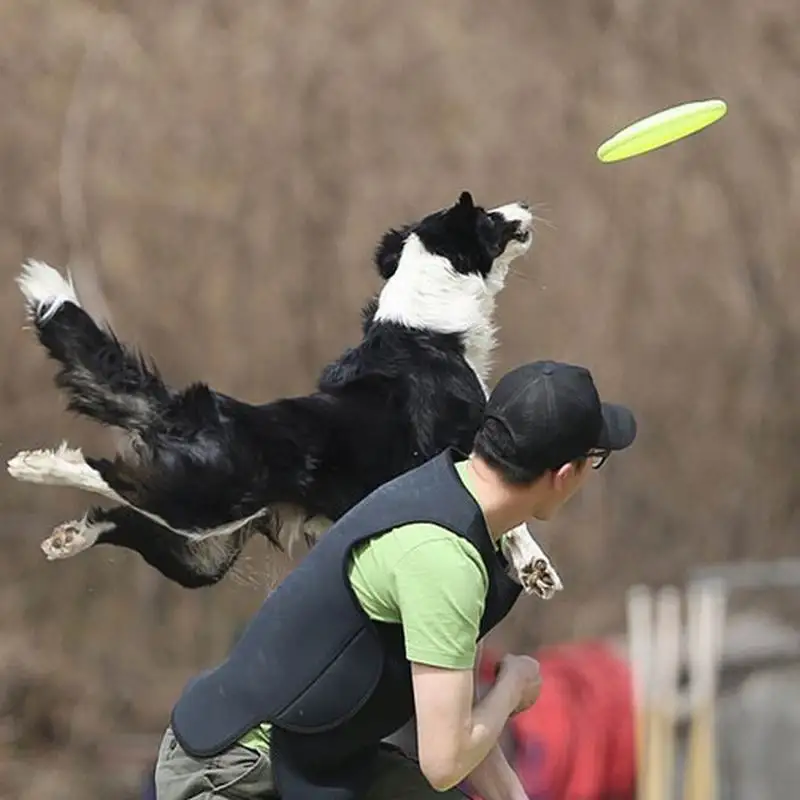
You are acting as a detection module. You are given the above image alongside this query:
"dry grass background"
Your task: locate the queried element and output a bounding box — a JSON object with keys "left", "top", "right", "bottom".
{"left": 1, "top": 0, "right": 800, "bottom": 796}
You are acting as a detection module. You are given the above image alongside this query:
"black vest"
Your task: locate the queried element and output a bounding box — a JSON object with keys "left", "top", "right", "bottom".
{"left": 170, "top": 449, "right": 522, "bottom": 799}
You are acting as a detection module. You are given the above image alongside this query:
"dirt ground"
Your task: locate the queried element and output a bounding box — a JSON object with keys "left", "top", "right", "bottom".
{"left": 1, "top": 1, "right": 800, "bottom": 796}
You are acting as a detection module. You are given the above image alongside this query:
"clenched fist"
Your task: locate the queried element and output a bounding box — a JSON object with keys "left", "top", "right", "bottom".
{"left": 497, "top": 654, "right": 542, "bottom": 714}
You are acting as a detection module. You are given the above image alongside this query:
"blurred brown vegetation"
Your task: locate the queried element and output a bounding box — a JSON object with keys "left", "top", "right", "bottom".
{"left": 1, "top": 0, "right": 800, "bottom": 796}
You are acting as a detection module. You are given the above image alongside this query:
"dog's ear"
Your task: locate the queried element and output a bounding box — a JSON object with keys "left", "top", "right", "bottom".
{"left": 457, "top": 190, "right": 475, "bottom": 209}
{"left": 449, "top": 191, "right": 478, "bottom": 226}
{"left": 374, "top": 227, "right": 407, "bottom": 279}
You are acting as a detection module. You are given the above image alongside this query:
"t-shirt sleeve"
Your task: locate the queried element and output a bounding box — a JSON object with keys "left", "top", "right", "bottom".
{"left": 392, "top": 532, "right": 488, "bottom": 670}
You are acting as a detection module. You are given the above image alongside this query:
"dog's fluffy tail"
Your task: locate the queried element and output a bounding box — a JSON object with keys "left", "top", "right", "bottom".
{"left": 17, "top": 260, "right": 172, "bottom": 433}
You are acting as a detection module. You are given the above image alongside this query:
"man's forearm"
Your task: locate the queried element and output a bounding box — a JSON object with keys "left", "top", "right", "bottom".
{"left": 446, "top": 671, "right": 521, "bottom": 786}
{"left": 412, "top": 651, "right": 538, "bottom": 792}
{"left": 466, "top": 744, "right": 528, "bottom": 800}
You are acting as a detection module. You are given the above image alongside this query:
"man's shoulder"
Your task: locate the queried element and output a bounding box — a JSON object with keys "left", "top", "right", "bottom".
{"left": 348, "top": 521, "right": 488, "bottom": 626}
{"left": 354, "top": 521, "right": 488, "bottom": 577}
{"left": 384, "top": 522, "right": 488, "bottom": 582}
{"left": 384, "top": 520, "right": 478, "bottom": 557}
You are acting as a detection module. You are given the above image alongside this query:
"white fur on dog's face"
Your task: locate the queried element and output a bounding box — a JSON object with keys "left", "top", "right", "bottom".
{"left": 372, "top": 192, "right": 534, "bottom": 383}
{"left": 484, "top": 201, "right": 534, "bottom": 296}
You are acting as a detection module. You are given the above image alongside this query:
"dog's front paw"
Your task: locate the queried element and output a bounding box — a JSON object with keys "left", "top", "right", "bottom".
{"left": 518, "top": 557, "right": 563, "bottom": 600}
{"left": 40, "top": 517, "right": 112, "bottom": 560}
{"left": 501, "top": 524, "right": 564, "bottom": 600}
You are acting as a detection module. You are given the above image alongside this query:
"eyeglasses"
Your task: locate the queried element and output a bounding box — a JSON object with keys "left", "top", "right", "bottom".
{"left": 587, "top": 449, "right": 611, "bottom": 470}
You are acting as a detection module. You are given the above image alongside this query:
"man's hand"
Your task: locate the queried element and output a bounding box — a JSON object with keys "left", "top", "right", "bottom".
{"left": 496, "top": 654, "right": 542, "bottom": 714}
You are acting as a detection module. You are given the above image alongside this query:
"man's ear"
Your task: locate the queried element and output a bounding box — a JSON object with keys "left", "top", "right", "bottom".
{"left": 553, "top": 460, "right": 581, "bottom": 488}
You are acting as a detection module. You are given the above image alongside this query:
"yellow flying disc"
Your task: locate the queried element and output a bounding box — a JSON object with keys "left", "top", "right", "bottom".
{"left": 597, "top": 99, "right": 728, "bottom": 163}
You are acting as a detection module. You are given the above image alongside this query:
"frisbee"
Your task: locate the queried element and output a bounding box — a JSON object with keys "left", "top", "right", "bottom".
{"left": 596, "top": 99, "right": 727, "bottom": 163}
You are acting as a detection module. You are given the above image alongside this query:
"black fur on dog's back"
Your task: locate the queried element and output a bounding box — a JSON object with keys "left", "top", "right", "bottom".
{"left": 34, "top": 305, "right": 486, "bottom": 586}
{"left": 94, "top": 322, "right": 486, "bottom": 532}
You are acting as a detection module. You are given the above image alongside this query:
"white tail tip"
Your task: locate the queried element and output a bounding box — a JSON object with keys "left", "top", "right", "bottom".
{"left": 17, "top": 259, "right": 79, "bottom": 323}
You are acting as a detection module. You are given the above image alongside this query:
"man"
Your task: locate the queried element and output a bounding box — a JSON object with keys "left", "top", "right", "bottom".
{"left": 155, "top": 360, "right": 637, "bottom": 800}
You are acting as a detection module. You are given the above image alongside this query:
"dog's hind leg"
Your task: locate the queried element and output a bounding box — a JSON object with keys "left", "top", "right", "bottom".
{"left": 8, "top": 443, "right": 124, "bottom": 501}
{"left": 8, "top": 443, "right": 268, "bottom": 541}
{"left": 17, "top": 260, "right": 171, "bottom": 433}
{"left": 41, "top": 505, "right": 253, "bottom": 588}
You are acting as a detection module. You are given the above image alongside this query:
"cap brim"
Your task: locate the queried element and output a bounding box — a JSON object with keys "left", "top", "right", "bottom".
{"left": 597, "top": 403, "right": 637, "bottom": 451}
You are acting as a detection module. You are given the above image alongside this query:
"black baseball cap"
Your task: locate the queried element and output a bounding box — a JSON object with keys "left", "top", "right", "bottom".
{"left": 483, "top": 360, "right": 637, "bottom": 475}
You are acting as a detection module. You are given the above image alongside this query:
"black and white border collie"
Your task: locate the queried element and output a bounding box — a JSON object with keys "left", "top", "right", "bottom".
{"left": 7, "top": 191, "right": 562, "bottom": 599}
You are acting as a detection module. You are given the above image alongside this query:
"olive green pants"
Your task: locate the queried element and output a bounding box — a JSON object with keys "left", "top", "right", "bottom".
{"left": 154, "top": 728, "right": 468, "bottom": 799}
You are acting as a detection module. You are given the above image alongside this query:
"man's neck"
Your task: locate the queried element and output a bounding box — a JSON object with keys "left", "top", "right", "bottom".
{"left": 464, "top": 456, "right": 541, "bottom": 541}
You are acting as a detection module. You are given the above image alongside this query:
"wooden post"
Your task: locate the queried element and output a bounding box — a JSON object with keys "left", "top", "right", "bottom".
{"left": 683, "top": 580, "right": 726, "bottom": 800}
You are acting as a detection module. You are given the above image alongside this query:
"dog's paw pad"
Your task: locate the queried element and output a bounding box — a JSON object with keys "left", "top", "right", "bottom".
{"left": 41, "top": 519, "right": 95, "bottom": 560}
{"left": 520, "top": 558, "right": 563, "bottom": 600}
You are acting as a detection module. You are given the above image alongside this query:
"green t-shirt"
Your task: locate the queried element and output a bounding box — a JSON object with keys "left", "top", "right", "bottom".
{"left": 239, "top": 461, "right": 489, "bottom": 753}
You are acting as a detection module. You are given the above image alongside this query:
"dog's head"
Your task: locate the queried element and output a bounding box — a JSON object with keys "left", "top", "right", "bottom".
{"left": 368, "top": 191, "right": 534, "bottom": 379}
{"left": 374, "top": 191, "right": 533, "bottom": 298}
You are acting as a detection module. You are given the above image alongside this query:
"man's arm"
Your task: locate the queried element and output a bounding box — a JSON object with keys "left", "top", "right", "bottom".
{"left": 388, "top": 532, "right": 538, "bottom": 790}
{"left": 466, "top": 744, "right": 528, "bottom": 800}
{"left": 411, "top": 655, "right": 539, "bottom": 792}
{"left": 464, "top": 643, "right": 529, "bottom": 800}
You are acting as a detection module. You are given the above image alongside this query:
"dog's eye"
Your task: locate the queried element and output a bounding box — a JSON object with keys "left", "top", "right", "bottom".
{"left": 477, "top": 219, "right": 503, "bottom": 259}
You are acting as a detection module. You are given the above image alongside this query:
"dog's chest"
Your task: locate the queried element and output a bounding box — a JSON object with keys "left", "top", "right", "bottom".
{"left": 462, "top": 325, "right": 495, "bottom": 399}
